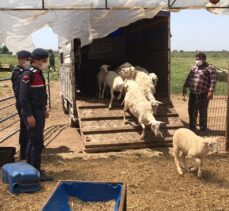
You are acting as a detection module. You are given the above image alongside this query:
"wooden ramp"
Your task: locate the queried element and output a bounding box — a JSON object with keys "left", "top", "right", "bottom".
{"left": 76, "top": 97, "right": 184, "bottom": 153}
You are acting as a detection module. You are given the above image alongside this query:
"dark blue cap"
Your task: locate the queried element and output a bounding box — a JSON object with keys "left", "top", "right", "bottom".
{"left": 31, "top": 48, "right": 49, "bottom": 59}
{"left": 17, "top": 50, "right": 31, "bottom": 59}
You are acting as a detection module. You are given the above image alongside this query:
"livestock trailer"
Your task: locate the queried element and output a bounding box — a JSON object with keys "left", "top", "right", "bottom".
{"left": 59, "top": 11, "right": 183, "bottom": 152}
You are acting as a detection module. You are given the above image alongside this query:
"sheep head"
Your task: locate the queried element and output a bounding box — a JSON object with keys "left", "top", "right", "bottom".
{"left": 119, "top": 62, "right": 136, "bottom": 79}
{"left": 100, "top": 64, "right": 110, "bottom": 73}
{"left": 203, "top": 138, "right": 218, "bottom": 154}
{"left": 151, "top": 121, "right": 164, "bottom": 138}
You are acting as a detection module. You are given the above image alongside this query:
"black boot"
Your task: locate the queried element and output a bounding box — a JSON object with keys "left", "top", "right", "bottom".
{"left": 40, "top": 170, "right": 53, "bottom": 182}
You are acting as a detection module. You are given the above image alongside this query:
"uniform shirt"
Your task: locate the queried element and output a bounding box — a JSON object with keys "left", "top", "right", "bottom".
{"left": 11, "top": 65, "right": 24, "bottom": 100}
{"left": 183, "top": 64, "right": 217, "bottom": 94}
{"left": 19, "top": 66, "right": 47, "bottom": 118}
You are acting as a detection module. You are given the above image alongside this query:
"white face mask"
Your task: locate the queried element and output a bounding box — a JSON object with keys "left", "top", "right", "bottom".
{"left": 195, "top": 60, "right": 203, "bottom": 66}
{"left": 22, "top": 60, "right": 30, "bottom": 68}
{"left": 40, "top": 62, "right": 49, "bottom": 71}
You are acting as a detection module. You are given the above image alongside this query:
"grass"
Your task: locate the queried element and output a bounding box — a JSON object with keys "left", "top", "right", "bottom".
{"left": 171, "top": 51, "right": 229, "bottom": 95}
{"left": 1, "top": 52, "right": 229, "bottom": 95}
{"left": 0, "top": 53, "right": 60, "bottom": 80}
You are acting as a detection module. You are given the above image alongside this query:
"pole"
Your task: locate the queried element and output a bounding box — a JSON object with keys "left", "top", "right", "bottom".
{"left": 225, "top": 64, "right": 229, "bottom": 151}
{"left": 47, "top": 67, "right": 51, "bottom": 110}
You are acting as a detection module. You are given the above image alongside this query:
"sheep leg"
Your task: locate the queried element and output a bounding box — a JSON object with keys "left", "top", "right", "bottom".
{"left": 101, "top": 84, "right": 106, "bottom": 99}
{"left": 108, "top": 88, "right": 114, "bottom": 109}
{"left": 195, "top": 158, "right": 203, "bottom": 178}
{"left": 174, "top": 148, "right": 184, "bottom": 176}
{"left": 140, "top": 123, "right": 145, "bottom": 140}
{"left": 117, "top": 91, "right": 122, "bottom": 100}
{"left": 123, "top": 104, "right": 129, "bottom": 124}
{"left": 98, "top": 83, "right": 102, "bottom": 98}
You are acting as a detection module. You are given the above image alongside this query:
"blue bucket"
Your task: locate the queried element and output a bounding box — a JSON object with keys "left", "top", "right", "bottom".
{"left": 43, "top": 181, "right": 126, "bottom": 211}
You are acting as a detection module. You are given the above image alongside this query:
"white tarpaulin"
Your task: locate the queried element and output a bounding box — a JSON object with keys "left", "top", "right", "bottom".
{"left": 0, "top": 0, "right": 229, "bottom": 53}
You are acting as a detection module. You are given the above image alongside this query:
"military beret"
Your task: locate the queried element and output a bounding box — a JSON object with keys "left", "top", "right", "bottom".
{"left": 31, "top": 48, "right": 49, "bottom": 59}
{"left": 17, "top": 50, "right": 31, "bottom": 59}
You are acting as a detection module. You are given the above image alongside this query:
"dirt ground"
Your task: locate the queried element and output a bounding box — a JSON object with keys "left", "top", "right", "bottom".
{"left": 0, "top": 81, "right": 229, "bottom": 211}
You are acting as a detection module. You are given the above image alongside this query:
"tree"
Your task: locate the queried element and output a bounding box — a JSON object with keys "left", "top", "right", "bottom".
{"left": 0, "top": 45, "right": 11, "bottom": 54}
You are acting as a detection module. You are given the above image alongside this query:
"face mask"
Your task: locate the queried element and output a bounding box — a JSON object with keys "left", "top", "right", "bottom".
{"left": 22, "top": 60, "right": 30, "bottom": 68}
{"left": 195, "top": 60, "right": 203, "bottom": 66}
{"left": 40, "top": 62, "right": 49, "bottom": 71}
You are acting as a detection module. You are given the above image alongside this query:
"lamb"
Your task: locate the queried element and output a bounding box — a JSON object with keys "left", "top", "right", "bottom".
{"left": 173, "top": 128, "right": 218, "bottom": 178}
{"left": 102, "top": 70, "right": 124, "bottom": 109}
{"left": 123, "top": 79, "right": 163, "bottom": 139}
{"left": 97, "top": 64, "right": 110, "bottom": 98}
{"left": 134, "top": 70, "right": 161, "bottom": 114}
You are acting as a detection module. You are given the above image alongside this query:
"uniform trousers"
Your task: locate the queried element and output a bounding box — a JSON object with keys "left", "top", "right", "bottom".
{"left": 21, "top": 108, "right": 45, "bottom": 171}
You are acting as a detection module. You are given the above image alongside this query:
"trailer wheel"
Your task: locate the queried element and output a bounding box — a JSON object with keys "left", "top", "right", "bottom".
{"left": 61, "top": 95, "right": 69, "bottom": 115}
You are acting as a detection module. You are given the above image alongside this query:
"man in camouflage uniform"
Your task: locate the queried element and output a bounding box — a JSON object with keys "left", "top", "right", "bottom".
{"left": 183, "top": 52, "right": 217, "bottom": 132}
{"left": 11, "top": 50, "right": 31, "bottom": 160}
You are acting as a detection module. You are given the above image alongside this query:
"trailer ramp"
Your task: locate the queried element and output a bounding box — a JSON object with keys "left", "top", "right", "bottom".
{"left": 76, "top": 97, "right": 184, "bottom": 153}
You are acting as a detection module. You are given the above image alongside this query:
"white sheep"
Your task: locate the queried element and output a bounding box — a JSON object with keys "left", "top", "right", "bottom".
{"left": 134, "top": 70, "right": 161, "bottom": 114}
{"left": 134, "top": 66, "right": 158, "bottom": 94}
{"left": 102, "top": 71, "right": 124, "bottom": 109}
{"left": 173, "top": 128, "right": 218, "bottom": 178}
{"left": 117, "top": 62, "right": 137, "bottom": 80}
{"left": 97, "top": 64, "right": 110, "bottom": 98}
{"left": 123, "top": 79, "right": 163, "bottom": 139}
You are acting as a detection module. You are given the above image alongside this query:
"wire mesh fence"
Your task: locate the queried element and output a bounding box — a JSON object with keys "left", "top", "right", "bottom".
{"left": 188, "top": 73, "right": 228, "bottom": 152}
{"left": 0, "top": 69, "right": 51, "bottom": 144}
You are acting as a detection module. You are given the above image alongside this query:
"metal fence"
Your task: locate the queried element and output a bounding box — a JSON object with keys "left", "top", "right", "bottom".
{"left": 0, "top": 69, "right": 51, "bottom": 145}
{"left": 191, "top": 70, "right": 228, "bottom": 152}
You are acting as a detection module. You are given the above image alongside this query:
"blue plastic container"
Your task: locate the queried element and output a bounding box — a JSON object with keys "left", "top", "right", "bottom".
{"left": 2, "top": 162, "right": 40, "bottom": 194}
{"left": 43, "top": 181, "right": 126, "bottom": 211}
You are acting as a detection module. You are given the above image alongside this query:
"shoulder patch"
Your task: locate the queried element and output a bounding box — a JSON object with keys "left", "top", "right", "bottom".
{"left": 29, "top": 67, "right": 37, "bottom": 73}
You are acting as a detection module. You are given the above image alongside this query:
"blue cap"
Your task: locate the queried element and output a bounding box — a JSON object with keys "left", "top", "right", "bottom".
{"left": 17, "top": 50, "right": 31, "bottom": 59}
{"left": 31, "top": 48, "right": 49, "bottom": 59}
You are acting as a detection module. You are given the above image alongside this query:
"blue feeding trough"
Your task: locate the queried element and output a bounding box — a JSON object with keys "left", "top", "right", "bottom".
{"left": 42, "top": 181, "right": 126, "bottom": 211}
{"left": 2, "top": 162, "right": 40, "bottom": 194}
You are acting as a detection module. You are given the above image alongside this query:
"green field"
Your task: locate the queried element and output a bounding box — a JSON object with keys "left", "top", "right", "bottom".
{"left": 1, "top": 52, "right": 229, "bottom": 95}
{"left": 171, "top": 51, "right": 229, "bottom": 95}
{"left": 0, "top": 54, "right": 59, "bottom": 81}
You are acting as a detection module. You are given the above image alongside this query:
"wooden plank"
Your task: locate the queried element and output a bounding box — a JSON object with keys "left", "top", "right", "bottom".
{"left": 82, "top": 123, "right": 182, "bottom": 134}
{"left": 82, "top": 129, "right": 175, "bottom": 146}
{"left": 77, "top": 106, "right": 178, "bottom": 119}
{"left": 84, "top": 141, "right": 172, "bottom": 153}
{"left": 81, "top": 116, "right": 183, "bottom": 133}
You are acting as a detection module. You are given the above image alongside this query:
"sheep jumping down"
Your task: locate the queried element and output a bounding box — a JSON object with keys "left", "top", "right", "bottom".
{"left": 123, "top": 80, "right": 163, "bottom": 139}
{"left": 134, "top": 70, "right": 161, "bottom": 114}
{"left": 173, "top": 128, "right": 218, "bottom": 178}
{"left": 97, "top": 64, "right": 110, "bottom": 98}
{"left": 102, "top": 71, "right": 124, "bottom": 109}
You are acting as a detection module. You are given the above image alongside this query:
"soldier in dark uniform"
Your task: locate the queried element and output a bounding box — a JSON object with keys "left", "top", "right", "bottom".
{"left": 11, "top": 50, "right": 31, "bottom": 160}
{"left": 19, "top": 48, "right": 53, "bottom": 181}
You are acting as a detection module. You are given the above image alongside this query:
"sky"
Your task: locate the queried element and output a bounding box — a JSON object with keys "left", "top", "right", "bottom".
{"left": 32, "top": 9, "right": 229, "bottom": 51}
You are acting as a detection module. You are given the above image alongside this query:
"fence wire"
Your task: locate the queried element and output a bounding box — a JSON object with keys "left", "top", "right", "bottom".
{"left": 190, "top": 73, "right": 228, "bottom": 151}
